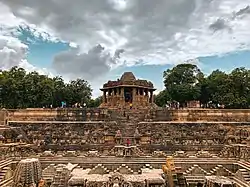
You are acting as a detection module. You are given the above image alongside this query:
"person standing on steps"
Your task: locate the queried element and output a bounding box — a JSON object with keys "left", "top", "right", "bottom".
{"left": 129, "top": 103, "right": 133, "bottom": 109}
{"left": 126, "top": 138, "right": 130, "bottom": 147}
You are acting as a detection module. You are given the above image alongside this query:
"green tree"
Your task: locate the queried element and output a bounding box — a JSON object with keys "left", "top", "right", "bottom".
{"left": 227, "top": 68, "right": 250, "bottom": 108}
{"left": 206, "top": 70, "right": 231, "bottom": 107}
{"left": 52, "top": 76, "right": 66, "bottom": 107}
{"left": 163, "top": 64, "right": 203, "bottom": 106}
{"left": 0, "top": 67, "right": 26, "bottom": 108}
{"left": 64, "top": 79, "right": 92, "bottom": 107}
{"left": 88, "top": 96, "right": 102, "bottom": 108}
{"left": 154, "top": 90, "right": 171, "bottom": 107}
{"left": 0, "top": 67, "right": 93, "bottom": 109}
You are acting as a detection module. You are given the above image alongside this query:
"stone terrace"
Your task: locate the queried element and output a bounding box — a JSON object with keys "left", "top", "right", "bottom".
{"left": 2, "top": 108, "right": 250, "bottom": 123}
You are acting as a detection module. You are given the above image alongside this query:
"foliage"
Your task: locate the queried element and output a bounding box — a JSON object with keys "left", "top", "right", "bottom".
{"left": 88, "top": 96, "right": 103, "bottom": 108}
{"left": 163, "top": 64, "right": 203, "bottom": 106}
{"left": 0, "top": 67, "right": 92, "bottom": 109}
{"left": 156, "top": 64, "right": 250, "bottom": 109}
{"left": 154, "top": 90, "right": 170, "bottom": 107}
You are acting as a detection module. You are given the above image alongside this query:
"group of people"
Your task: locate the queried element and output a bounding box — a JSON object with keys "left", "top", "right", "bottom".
{"left": 42, "top": 102, "right": 87, "bottom": 109}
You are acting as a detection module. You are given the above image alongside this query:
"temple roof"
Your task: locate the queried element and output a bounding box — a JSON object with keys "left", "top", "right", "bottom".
{"left": 120, "top": 72, "right": 136, "bottom": 82}
{"left": 101, "top": 72, "right": 155, "bottom": 90}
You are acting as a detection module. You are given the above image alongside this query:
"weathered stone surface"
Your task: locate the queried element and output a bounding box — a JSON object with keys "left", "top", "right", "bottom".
{"left": 4, "top": 108, "right": 250, "bottom": 123}
{"left": 3, "top": 74, "right": 250, "bottom": 187}
{"left": 12, "top": 158, "right": 42, "bottom": 187}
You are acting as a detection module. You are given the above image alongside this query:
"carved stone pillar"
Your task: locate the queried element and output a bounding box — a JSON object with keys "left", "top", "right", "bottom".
{"left": 103, "top": 90, "right": 107, "bottom": 103}
{"left": 145, "top": 89, "right": 149, "bottom": 102}
{"left": 111, "top": 88, "right": 115, "bottom": 107}
{"left": 132, "top": 87, "right": 136, "bottom": 104}
{"left": 149, "top": 90, "right": 153, "bottom": 103}
{"left": 143, "top": 89, "right": 147, "bottom": 104}
{"left": 113, "top": 88, "right": 116, "bottom": 107}
{"left": 121, "top": 87, "right": 125, "bottom": 108}
{"left": 118, "top": 88, "right": 121, "bottom": 102}
{"left": 108, "top": 89, "right": 112, "bottom": 106}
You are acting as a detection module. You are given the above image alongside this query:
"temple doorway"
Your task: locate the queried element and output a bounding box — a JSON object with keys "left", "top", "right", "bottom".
{"left": 124, "top": 88, "right": 133, "bottom": 103}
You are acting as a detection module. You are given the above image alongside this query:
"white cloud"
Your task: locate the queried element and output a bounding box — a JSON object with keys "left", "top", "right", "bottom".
{"left": 1, "top": 0, "right": 250, "bottom": 96}
{"left": 0, "top": 34, "right": 52, "bottom": 76}
{"left": 0, "top": 35, "right": 27, "bottom": 69}
{"left": 0, "top": 2, "right": 51, "bottom": 75}
{"left": 1, "top": 0, "right": 250, "bottom": 66}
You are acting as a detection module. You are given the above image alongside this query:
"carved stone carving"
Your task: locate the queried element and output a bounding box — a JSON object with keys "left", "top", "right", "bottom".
{"left": 102, "top": 173, "right": 133, "bottom": 187}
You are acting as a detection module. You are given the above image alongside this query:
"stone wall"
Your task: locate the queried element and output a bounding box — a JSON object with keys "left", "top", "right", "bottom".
{"left": 155, "top": 108, "right": 250, "bottom": 122}
{"left": 3, "top": 108, "right": 250, "bottom": 122}
{"left": 4, "top": 108, "right": 111, "bottom": 122}
{"left": 8, "top": 121, "right": 250, "bottom": 155}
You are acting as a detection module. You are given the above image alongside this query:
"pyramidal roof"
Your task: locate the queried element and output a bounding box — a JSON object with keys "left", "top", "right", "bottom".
{"left": 120, "top": 72, "right": 136, "bottom": 82}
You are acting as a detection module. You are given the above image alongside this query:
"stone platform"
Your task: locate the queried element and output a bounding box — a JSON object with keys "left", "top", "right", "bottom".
{"left": 2, "top": 108, "right": 250, "bottom": 186}
{"left": 4, "top": 156, "right": 250, "bottom": 187}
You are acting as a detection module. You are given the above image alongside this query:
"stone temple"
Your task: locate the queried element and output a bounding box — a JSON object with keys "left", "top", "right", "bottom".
{"left": 100, "top": 72, "right": 156, "bottom": 109}
{"left": 0, "top": 72, "right": 250, "bottom": 187}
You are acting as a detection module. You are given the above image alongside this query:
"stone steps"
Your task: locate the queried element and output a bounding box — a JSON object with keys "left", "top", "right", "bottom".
{"left": 240, "top": 169, "right": 250, "bottom": 182}
{"left": 210, "top": 165, "right": 233, "bottom": 176}
{"left": 184, "top": 164, "right": 209, "bottom": 176}
{"left": 0, "top": 166, "right": 9, "bottom": 182}
{"left": 0, "top": 160, "right": 13, "bottom": 169}
{"left": 115, "top": 109, "right": 147, "bottom": 122}
{"left": 232, "top": 177, "right": 250, "bottom": 187}
{"left": 114, "top": 164, "right": 134, "bottom": 174}
{"left": 0, "top": 177, "right": 13, "bottom": 187}
{"left": 185, "top": 176, "right": 205, "bottom": 184}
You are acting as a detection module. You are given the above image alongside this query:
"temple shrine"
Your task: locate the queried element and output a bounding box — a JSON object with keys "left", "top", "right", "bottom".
{"left": 100, "top": 72, "right": 156, "bottom": 109}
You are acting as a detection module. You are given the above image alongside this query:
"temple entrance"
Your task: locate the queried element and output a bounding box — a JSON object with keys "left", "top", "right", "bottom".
{"left": 124, "top": 88, "right": 133, "bottom": 103}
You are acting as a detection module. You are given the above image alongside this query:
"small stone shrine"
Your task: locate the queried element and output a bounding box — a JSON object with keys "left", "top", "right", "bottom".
{"left": 100, "top": 72, "right": 156, "bottom": 109}
{"left": 12, "top": 158, "right": 43, "bottom": 187}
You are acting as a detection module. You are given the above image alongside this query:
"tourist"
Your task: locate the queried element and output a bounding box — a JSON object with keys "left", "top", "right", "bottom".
{"left": 129, "top": 103, "right": 133, "bottom": 109}
{"left": 126, "top": 138, "right": 130, "bottom": 147}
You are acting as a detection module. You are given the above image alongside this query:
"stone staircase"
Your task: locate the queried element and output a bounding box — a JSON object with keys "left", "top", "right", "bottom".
{"left": 185, "top": 176, "right": 205, "bottom": 186}
{"left": 110, "top": 108, "right": 149, "bottom": 123}
{"left": 241, "top": 169, "right": 250, "bottom": 183}
{"left": 89, "top": 164, "right": 110, "bottom": 174}
{"left": 184, "top": 164, "right": 209, "bottom": 176}
{"left": 110, "top": 109, "right": 147, "bottom": 138}
{"left": 123, "top": 122, "right": 136, "bottom": 137}
{"left": 235, "top": 169, "right": 250, "bottom": 183}
{"left": 0, "top": 160, "right": 12, "bottom": 170}
{"left": 210, "top": 165, "right": 233, "bottom": 176}
{"left": 114, "top": 164, "right": 134, "bottom": 174}
{"left": 0, "top": 166, "right": 9, "bottom": 182}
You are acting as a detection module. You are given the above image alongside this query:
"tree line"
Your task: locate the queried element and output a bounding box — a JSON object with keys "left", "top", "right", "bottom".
{"left": 0, "top": 67, "right": 101, "bottom": 109}
{"left": 155, "top": 64, "right": 250, "bottom": 109}
{"left": 2, "top": 64, "right": 250, "bottom": 109}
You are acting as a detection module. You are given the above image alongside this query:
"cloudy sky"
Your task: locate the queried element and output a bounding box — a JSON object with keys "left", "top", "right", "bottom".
{"left": 1, "top": 0, "right": 250, "bottom": 97}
